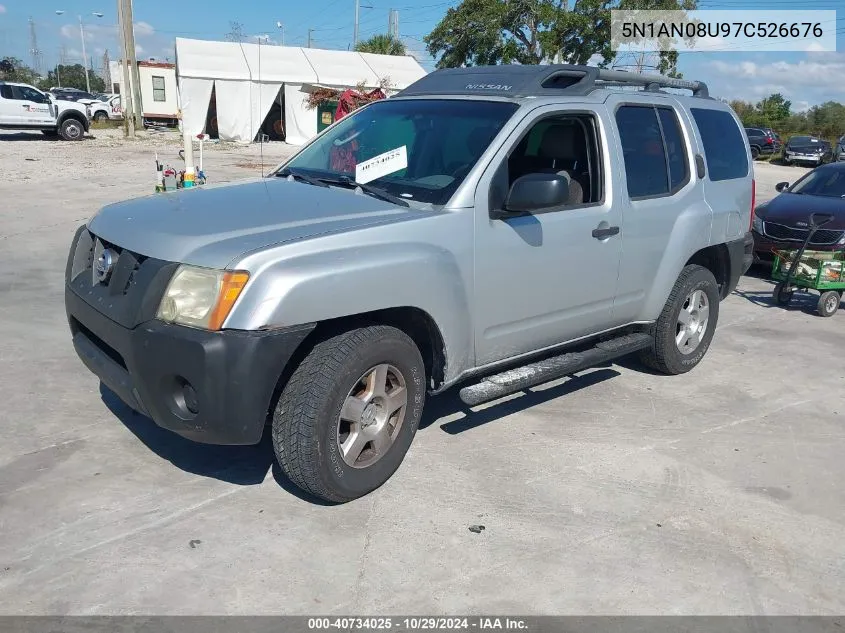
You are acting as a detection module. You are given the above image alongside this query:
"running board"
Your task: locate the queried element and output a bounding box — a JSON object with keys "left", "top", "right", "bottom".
{"left": 458, "top": 332, "right": 652, "bottom": 407}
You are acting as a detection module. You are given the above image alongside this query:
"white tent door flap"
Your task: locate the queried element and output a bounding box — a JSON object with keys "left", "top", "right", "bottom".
{"left": 214, "top": 80, "right": 255, "bottom": 142}
{"left": 252, "top": 82, "right": 284, "bottom": 141}
{"left": 179, "top": 78, "right": 214, "bottom": 137}
{"left": 283, "top": 84, "right": 318, "bottom": 146}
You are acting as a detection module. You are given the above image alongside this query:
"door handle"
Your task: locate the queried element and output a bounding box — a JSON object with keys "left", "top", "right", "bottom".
{"left": 592, "top": 226, "right": 620, "bottom": 239}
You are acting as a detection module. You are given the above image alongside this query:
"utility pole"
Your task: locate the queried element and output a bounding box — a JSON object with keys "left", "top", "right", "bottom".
{"left": 307, "top": 28, "right": 314, "bottom": 48}
{"left": 353, "top": 0, "right": 372, "bottom": 48}
{"left": 389, "top": 9, "right": 399, "bottom": 40}
{"left": 354, "top": 0, "right": 359, "bottom": 47}
{"left": 78, "top": 16, "right": 91, "bottom": 92}
{"left": 119, "top": 0, "right": 143, "bottom": 129}
{"left": 102, "top": 49, "right": 111, "bottom": 90}
{"left": 28, "top": 18, "right": 43, "bottom": 75}
{"left": 117, "top": 0, "right": 135, "bottom": 137}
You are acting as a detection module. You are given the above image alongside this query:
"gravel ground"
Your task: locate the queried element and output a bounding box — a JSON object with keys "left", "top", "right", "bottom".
{"left": 2, "top": 134, "right": 842, "bottom": 617}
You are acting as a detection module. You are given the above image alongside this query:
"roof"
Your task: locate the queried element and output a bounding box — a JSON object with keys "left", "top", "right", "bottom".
{"left": 174, "top": 37, "right": 426, "bottom": 89}
{"left": 398, "top": 64, "right": 710, "bottom": 100}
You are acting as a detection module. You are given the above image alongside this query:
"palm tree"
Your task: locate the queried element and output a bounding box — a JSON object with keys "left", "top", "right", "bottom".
{"left": 355, "top": 34, "right": 407, "bottom": 56}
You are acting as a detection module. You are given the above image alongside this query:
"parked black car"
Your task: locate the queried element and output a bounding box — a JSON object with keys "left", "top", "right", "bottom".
{"left": 752, "top": 161, "right": 845, "bottom": 263}
{"left": 782, "top": 135, "right": 833, "bottom": 166}
{"left": 744, "top": 127, "right": 778, "bottom": 159}
{"left": 49, "top": 87, "right": 99, "bottom": 103}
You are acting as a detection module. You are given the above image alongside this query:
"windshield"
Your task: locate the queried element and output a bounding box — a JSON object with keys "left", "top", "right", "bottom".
{"left": 789, "top": 168, "right": 845, "bottom": 197}
{"left": 277, "top": 98, "right": 518, "bottom": 206}
{"left": 789, "top": 136, "right": 816, "bottom": 144}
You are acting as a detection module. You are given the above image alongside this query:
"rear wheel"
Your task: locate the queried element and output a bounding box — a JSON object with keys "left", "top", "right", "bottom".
{"left": 272, "top": 325, "right": 425, "bottom": 503}
{"left": 640, "top": 265, "right": 720, "bottom": 375}
{"left": 817, "top": 291, "right": 841, "bottom": 317}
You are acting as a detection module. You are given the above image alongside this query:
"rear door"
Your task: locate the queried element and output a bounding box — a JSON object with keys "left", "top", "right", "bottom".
{"left": 602, "top": 93, "right": 712, "bottom": 324}
{"left": 0, "top": 84, "right": 20, "bottom": 124}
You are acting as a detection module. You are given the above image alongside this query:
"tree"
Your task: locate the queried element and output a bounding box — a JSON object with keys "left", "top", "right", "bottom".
{"left": 424, "top": 0, "right": 696, "bottom": 73}
{"left": 756, "top": 93, "right": 791, "bottom": 124}
{"left": 355, "top": 34, "right": 407, "bottom": 56}
{"left": 0, "top": 57, "right": 40, "bottom": 85}
{"left": 42, "top": 64, "right": 105, "bottom": 92}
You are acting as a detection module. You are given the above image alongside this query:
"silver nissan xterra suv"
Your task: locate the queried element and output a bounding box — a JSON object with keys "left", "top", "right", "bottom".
{"left": 65, "top": 65, "right": 754, "bottom": 502}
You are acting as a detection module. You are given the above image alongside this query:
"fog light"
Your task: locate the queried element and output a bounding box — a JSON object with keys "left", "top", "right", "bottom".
{"left": 183, "top": 383, "right": 199, "bottom": 414}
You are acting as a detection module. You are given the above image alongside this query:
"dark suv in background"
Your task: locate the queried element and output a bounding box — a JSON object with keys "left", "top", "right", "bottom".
{"left": 744, "top": 127, "right": 780, "bottom": 159}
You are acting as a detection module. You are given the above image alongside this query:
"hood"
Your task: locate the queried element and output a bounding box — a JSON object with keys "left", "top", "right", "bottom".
{"left": 755, "top": 192, "right": 845, "bottom": 230}
{"left": 87, "top": 177, "right": 431, "bottom": 269}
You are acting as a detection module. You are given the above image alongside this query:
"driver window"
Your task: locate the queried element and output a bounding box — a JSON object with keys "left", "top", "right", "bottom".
{"left": 494, "top": 113, "right": 602, "bottom": 210}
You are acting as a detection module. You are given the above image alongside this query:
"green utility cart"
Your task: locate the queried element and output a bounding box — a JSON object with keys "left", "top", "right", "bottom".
{"left": 772, "top": 249, "right": 845, "bottom": 316}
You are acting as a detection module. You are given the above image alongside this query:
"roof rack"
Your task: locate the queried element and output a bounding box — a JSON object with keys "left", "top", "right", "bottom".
{"left": 398, "top": 64, "right": 709, "bottom": 99}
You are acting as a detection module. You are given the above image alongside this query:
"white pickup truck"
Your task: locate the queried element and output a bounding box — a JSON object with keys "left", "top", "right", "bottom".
{"left": 0, "top": 81, "right": 90, "bottom": 140}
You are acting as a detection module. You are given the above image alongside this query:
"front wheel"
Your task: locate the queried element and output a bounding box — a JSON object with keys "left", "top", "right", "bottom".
{"left": 272, "top": 325, "right": 426, "bottom": 503}
{"left": 817, "top": 291, "right": 841, "bottom": 317}
{"left": 773, "top": 282, "right": 793, "bottom": 306}
{"left": 93, "top": 111, "right": 108, "bottom": 122}
{"left": 58, "top": 117, "right": 85, "bottom": 141}
{"left": 640, "top": 265, "right": 720, "bottom": 375}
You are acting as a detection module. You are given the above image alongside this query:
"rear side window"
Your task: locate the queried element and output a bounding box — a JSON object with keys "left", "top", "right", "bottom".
{"left": 691, "top": 108, "right": 749, "bottom": 181}
{"left": 616, "top": 105, "right": 689, "bottom": 199}
{"left": 0, "top": 85, "right": 11, "bottom": 99}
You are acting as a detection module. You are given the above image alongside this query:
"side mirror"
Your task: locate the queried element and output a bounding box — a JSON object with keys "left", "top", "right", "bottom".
{"left": 775, "top": 181, "right": 789, "bottom": 192}
{"left": 503, "top": 172, "right": 570, "bottom": 213}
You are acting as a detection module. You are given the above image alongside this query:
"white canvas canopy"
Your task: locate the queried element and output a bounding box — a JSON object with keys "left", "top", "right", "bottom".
{"left": 175, "top": 37, "right": 427, "bottom": 145}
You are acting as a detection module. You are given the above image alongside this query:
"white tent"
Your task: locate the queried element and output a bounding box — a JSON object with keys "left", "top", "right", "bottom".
{"left": 174, "top": 37, "right": 427, "bottom": 145}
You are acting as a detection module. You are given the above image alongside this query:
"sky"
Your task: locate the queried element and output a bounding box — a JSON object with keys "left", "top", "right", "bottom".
{"left": 0, "top": 0, "right": 842, "bottom": 109}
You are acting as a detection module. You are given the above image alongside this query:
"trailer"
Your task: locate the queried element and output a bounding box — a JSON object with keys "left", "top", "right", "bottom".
{"left": 109, "top": 59, "right": 179, "bottom": 127}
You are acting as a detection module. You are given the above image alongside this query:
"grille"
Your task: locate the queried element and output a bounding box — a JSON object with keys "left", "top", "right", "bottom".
{"left": 67, "top": 228, "right": 177, "bottom": 330}
{"left": 763, "top": 221, "right": 844, "bottom": 246}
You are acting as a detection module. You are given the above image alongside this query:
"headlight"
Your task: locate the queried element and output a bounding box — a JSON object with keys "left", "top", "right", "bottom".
{"left": 156, "top": 265, "right": 249, "bottom": 330}
{"left": 752, "top": 214, "right": 764, "bottom": 233}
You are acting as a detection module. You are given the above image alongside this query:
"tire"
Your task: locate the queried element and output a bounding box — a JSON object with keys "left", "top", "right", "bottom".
{"left": 773, "top": 282, "right": 793, "bottom": 306}
{"left": 640, "top": 265, "right": 720, "bottom": 375}
{"left": 750, "top": 146, "right": 760, "bottom": 160}
{"left": 58, "top": 117, "right": 85, "bottom": 141}
{"left": 817, "top": 291, "right": 840, "bottom": 317}
{"left": 272, "top": 325, "right": 426, "bottom": 503}
{"left": 93, "top": 111, "right": 108, "bottom": 122}
{"left": 41, "top": 129, "right": 58, "bottom": 137}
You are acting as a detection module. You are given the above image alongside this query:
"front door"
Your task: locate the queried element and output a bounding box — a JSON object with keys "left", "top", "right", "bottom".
{"left": 472, "top": 104, "right": 623, "bottom": 366}
{"left": 15, "top": 85, "right": 55, "bottom": 127}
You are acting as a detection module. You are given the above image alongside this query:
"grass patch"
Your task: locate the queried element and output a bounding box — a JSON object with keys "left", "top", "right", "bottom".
{"left": 90, "top": 119, "right": 124, "bottom": 129}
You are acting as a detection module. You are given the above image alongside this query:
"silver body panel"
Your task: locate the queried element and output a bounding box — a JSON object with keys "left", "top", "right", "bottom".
{"left": 83, "top": 91, "right": 752, "bottom": 385}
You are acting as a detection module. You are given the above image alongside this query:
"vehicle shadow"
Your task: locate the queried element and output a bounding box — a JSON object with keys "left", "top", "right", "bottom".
{"left": 100, "top": 383, "right": 334, "bottom": 504}
{"left": 419, "top": 367, "right": 621, "bottom": 435}
{"left": 0, "top": 132, "right": 53, "bottom": 141}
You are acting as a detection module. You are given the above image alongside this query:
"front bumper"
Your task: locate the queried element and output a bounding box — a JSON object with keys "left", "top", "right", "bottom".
{"left": 66, "top": 284, "right": 314, "bottom": 445}
{"left": 784, "top": 152, "right": 823, "bottom": 163}
{"left": 751, "top": 229, "right": 841, "bottom": 263}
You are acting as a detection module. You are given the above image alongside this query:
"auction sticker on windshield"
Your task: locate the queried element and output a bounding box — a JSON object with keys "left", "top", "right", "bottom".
{"left": 355, "top": 146, "right": 408, "bottom": 185}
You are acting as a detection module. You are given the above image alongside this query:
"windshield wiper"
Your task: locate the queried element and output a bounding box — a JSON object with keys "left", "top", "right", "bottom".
{"left": 320, "top": 175, "right": 410, "bottom": 208}
{"left": 275, "top": 168, "right": 329, "bottom": 188}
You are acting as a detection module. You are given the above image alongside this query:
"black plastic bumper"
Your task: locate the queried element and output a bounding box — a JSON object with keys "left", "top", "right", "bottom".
{"left": 66, "top": 285, "right": 314, "bottom": 445}
{"left": 726, "top": 231, "right": 754, "bottom": 294}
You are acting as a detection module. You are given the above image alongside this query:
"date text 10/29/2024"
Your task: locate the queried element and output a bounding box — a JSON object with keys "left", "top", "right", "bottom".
{"left": 308, "top": 617, "right": 529, "bottom": 630}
